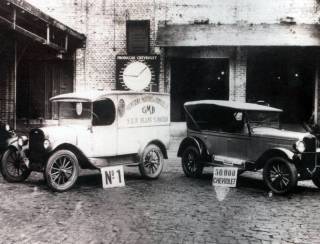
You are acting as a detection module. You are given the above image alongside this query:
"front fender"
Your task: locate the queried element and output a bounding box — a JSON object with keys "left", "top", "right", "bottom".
{"left": 256, "top": 147, "right": 295, "bottom": 170}
{"left": 177, "top": 136, "right": 205, "bottom": 157}
{"left": 273, "top": 147, "right": 295, "bottom": 160}
{"left": 4, "top": 137, "right": 19, "bottom": 151}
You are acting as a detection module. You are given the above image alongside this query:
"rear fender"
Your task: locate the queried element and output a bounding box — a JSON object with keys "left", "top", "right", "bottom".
{"left": 255, "top": 147, "right": 295, "bottom": 170}
{"left": 138, "top": 140, "right": 168, "bottom": 160}
{"left": 177, "top": 136, "right": 207, "bottom": 158}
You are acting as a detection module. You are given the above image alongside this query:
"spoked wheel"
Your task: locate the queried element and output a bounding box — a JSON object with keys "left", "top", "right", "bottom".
{"left": 139, "top": 144, "right": 164, "bottom": 179}
{"left": 263, "top": 157, "right": 297, "bottom": 194}
{"left": 1, "top": 148, "right": 31, "bottom": 182}
{"left": 181, "top": 146, "right": 203, "bottom": 178}
{"left": 311, "top": 168, "right": 320, "bottom": 188}
{"left": 45, "top": 150, "right": 79, "bottom": 192}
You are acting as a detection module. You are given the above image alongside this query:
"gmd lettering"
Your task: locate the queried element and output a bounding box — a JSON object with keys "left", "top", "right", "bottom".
{"left": 142, "top": 105, "right": 155, "bottom": 115}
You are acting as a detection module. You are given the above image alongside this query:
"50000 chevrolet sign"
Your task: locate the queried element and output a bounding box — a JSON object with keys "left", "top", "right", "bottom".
{"left": 212, "top": 167, "right": 238, "bottom": 187}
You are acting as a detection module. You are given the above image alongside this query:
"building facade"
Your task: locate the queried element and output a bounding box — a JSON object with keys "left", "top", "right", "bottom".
{"left": 16, "top": 0, "right": 320, "bottom": 124}
{"left": 0, "top": 0, "right": 85, "bottom": 129}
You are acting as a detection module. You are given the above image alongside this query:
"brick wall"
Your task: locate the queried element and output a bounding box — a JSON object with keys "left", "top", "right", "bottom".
{"left": 164, "top": 0, "right": 319, "bottom": 25}
{"left": 26, "top": 0, "right": 165, "bottom": 91}
{"left": 25, "top": 0, "right": 320, "bottom": 111}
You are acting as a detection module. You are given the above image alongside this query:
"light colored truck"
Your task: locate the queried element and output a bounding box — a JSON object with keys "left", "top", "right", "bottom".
{"left": 1, "top": 91, "right": 170, "bottom": 192}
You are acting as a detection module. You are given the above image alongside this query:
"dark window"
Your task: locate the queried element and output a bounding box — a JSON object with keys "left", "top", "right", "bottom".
{"left": 126, "top": 20, "right": 150, "bottom": 54}
{"left": 92, "top": 99, "right": 116, "bottom": 126}
{"left": 187, "top": 105, "right": 245, "bottom": 133}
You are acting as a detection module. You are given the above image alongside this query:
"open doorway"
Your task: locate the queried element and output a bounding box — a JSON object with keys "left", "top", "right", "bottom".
{"left": 170, "top": 58, "right": 229, "bottom": 121}
{"left": 16, "top": 43, "right": 74, "bottom": 127}
{"left": 247, "top": 47, "right": 315, "bottom": 126}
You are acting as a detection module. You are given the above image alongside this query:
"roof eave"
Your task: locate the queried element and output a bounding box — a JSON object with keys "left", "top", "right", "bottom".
{"left": 7, "top": 0, "right": 85, "bottom": 41}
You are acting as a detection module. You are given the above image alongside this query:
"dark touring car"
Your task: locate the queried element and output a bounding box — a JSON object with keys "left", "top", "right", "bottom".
{"left": 178, "top": 100, "right": 320, "bottom": 194}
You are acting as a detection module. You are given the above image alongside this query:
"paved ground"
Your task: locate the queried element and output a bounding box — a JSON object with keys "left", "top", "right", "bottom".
{"left": 1, "top": 138, "right": 320, "bottom": 244}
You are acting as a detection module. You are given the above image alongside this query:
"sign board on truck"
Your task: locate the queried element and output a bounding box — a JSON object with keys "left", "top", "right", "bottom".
{"left": 117, "top": 94, "right": 170, "bottom": 128}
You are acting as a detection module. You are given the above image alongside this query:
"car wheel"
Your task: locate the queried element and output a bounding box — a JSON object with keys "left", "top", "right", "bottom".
{"left": 311, "top": 168, "right": 320, "bottom": 188}
{"left": 263, "top": 157, "right": 297, "bottom": 194}
{"left": 139, "top": 144, "right": 164, "bottom": 179}
{"left": 181, "top": 146, "right": 204, "bottom": 178}
{"left": 44, "top": 150, "right": 79, "bottom": 192}
{"left": 0, "top": 148, "right": 31, "bottom": 182}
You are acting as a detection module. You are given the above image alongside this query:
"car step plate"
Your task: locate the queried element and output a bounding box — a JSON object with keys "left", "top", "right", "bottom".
{"left": 213, "top": 155, "right": 246, "bottom": 167}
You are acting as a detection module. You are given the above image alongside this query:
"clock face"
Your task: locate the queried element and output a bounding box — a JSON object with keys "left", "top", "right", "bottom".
{"left": 123, "top": 61, "right": 152, "bottom": 91}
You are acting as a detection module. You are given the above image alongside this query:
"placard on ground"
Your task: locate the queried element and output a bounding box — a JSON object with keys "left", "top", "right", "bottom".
{"left": 101, "top": 165, "right": 125, "bottom": 188}
{"left": 213, "top": 167, "right": 238, "bottom": 187}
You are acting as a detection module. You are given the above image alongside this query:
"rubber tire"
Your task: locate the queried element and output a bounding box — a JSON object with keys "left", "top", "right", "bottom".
{"left": 0, "top": 148, "right": 31, "bottom": 182}
{"left": 181, "top": 146, "right": 204, "bottom": 178}
{"left": 44, "top": 150, "right": 80, "bottom": 192}
{"left": 263, "top": 157, "right": 297, "bottom": 195}
{"left": 139, "top": 144, "right": 164, "bottom": 179}
{"left": 311, "top": 168, "right": 320, "bottom": 188}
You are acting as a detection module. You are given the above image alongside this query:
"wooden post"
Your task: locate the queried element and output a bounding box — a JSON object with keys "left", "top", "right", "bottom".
{"left": 14, "top": 40, "right": 17, "bottom": 130}
{"left": 46, "top": 25, "right": 50, "bottom": 44}
{"left": 65, "top": 35, "right": 69, "bottom": 51}
{"left": 12, "top": 8, "right": 16, "bottom": 30}
{"left": 315, "top": 59, "right": 319, "bottom": 125}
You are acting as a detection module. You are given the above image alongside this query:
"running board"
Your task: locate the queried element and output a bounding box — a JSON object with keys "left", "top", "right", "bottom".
{"left": 88, "top": 154, "right": 139, "bottom": 169}
{"left": 211, "top": 155, "right": 255, "bottom": 170}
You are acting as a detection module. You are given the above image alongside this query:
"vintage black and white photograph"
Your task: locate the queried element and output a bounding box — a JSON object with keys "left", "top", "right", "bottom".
{"left": 0, "top": 0, "right": 320, "bottom": 243}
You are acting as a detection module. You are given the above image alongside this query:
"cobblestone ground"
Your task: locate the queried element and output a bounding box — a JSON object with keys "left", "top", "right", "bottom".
{"left": 1, "top": 137, "right": 320, "bottom": 244}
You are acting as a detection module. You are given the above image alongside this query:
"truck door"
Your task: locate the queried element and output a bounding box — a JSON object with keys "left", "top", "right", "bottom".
{"left": 91, "top": 98, "right": 117, "bottom": 157}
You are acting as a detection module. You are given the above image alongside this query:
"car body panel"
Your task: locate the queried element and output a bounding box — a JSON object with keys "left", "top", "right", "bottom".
{"left": 180, "top": 100, "right": 319, "bottom": 176}
{"left": 26, "top": 92, "right": 170, "bottom": 169}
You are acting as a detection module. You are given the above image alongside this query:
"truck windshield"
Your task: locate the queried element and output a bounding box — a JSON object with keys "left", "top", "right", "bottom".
{"left": 247, "top": 111, "right": 280, "bottom": 129}
{"left": 58, "top": 101, "right": 92, "bottom": 125}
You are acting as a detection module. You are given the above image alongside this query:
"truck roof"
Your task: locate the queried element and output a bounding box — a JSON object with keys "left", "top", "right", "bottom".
{"left": 50, "top": 91, "right": 169, "bottom": 102}
{"left": 184, "top": 100, "right": 282, "bottom": 112}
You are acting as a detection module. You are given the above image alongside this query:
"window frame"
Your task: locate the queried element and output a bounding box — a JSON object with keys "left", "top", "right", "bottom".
{"left": 126, "top": 20, "right": 150, "bottom": 55}
{"left": 92, "top": 99, "right": 116, "bottom": 126}
{"left": 187, "top": 105, "right": 248, "bottom": 135}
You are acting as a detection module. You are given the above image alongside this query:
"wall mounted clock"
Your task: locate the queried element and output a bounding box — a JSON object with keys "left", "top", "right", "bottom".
{"left": 123, "top": 61, "right": 152, "bottom": 91}
{"left": 116, "top": 55, "right": 160, "bottom": 92}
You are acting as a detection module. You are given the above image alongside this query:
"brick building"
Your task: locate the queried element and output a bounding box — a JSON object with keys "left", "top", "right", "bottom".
{"left": 6, "top": 0, "right": 320, "bottom": 125}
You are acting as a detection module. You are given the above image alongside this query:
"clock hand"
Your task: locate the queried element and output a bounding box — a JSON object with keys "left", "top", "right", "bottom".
{"left": 137, "top": 67, "right": 147, "bottom": 76}
{"left": 123, "top": 74, "right": 138, "bottom": 77}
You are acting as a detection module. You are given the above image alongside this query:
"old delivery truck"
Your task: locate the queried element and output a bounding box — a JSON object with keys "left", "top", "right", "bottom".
{"left": 0, "top": 91, "right": 170, "bottom": 192}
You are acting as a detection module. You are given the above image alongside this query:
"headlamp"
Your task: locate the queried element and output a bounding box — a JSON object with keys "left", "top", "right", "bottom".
{"left": 18, "top": 136, "right": 28, "bottom": 147}
{"left": 43, "top": 139, "right": 50, "bottom": 149}
{"left": 5, "top": 124, "right": 10, "bottom": 131}
{"left": 295, "top": 140, "right": 306, "bottom": 153}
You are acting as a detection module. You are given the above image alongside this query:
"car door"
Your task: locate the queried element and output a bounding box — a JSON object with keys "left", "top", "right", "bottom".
{"left": 197, "top": 108, "right": 250, "bottom": 161}
{"left": 90, "top": 98, "right": 117, "bottom": 157}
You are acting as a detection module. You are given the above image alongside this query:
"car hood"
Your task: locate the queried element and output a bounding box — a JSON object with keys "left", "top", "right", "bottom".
{"left": 252, "top": 127, "right": 311, "bottom": 140}
{"left": 39, "top": 125, "right": 87, "bottom": 146}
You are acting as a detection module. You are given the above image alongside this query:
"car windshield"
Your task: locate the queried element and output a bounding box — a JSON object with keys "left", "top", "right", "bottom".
{"left": 247, "top": 111, "right": 280, "bottom": 129}
{"left": 58, "top": 101, "right": 92, "bottom": 125}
